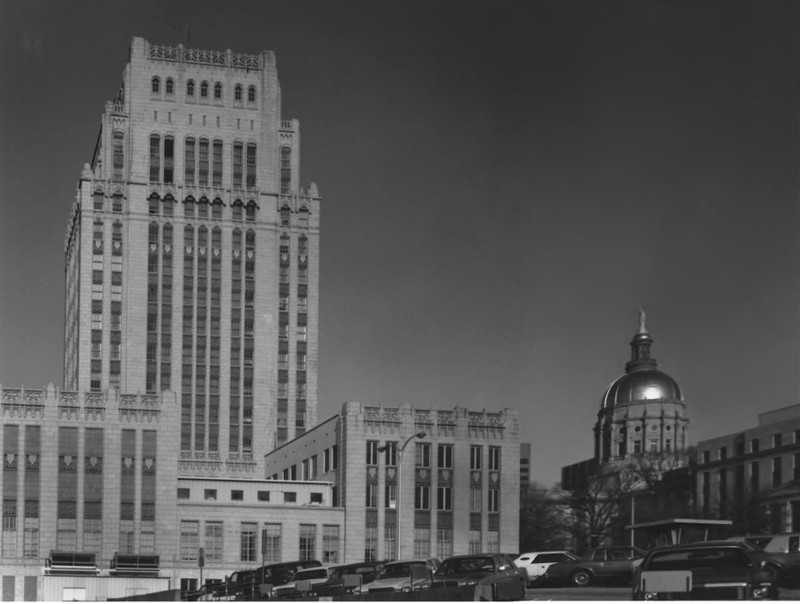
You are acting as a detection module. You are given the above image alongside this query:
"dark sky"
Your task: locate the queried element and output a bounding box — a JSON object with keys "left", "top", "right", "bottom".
{"left": 0, "top": 0, "right": 797, "bottom": 486}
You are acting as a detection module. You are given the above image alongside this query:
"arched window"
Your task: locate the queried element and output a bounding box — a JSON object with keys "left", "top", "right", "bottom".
{"left": 163, "top": 136, "right": 175, "bottom": 184}
{"left": 212, "top": 227, "right": 222, "bottom": 249}
{"left": 232, "top": 142, "right": 244, "bottom": 188}
{"left": 163, "top": 224, "right": 173, "bottom": 247}
{"left": 245, "top": 229, "right": 255, "bottom": 249}
{"left": 198, "top": 138, "right": 210, "bottom": 187}
{"left": 112, "top": 221, "right": 122, "bottom": 255}
{"left": 247, "top": 86, "right": 256, "bottom": 103}
{"left": 112, "top": 131, "right": 125, "bottom": 181}
{"left": 166, "top": 78, "right": 174, "bottom": 95}
{"left": 212, "top": 140, "right": 223, "bottom": 187}
{"left": 280, "top": 147, "right": 291, "bottom": 195}
{"left": 184, "top": 138, "right": 196, "bottom": 185}
{"left": 232, "top": 229, "right": 242, "bottom": 249}
{"left": 151, "top": 76, "right": 160, "bottom": 94}
{"left": 200, "top": 81, "right": 209, "bottom": 98}
{"left": 234, "top": 84, "right": 243, "bottom": 102}
{"left": 187, "top": 80, "right": 195, "bottom": 97}
{"left": 214, "top": 82, "right": 222, "bottom": 99}
{"left": 280, "top": 205, "right": 291, "bottom": 227}
{"left": 198, "top": 226, "right": 208, "bottom": 248}
{"left": 246, "top": 143, "right": 256, "bottom": 188}
{"left": 149, "top": 223, "right": 159, "bottom": 245}
{"left": 245, "top": 202, "right": 256, "bottom": 222}
{"left": 299, "top": 235, "right": 308, "bottom": 256}
{"left": 149, "top": 134, "right": 160, "bottom": 183}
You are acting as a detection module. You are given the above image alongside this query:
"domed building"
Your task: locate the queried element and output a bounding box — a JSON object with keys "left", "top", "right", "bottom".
{"left": 593, "top": 312, "right": 690, "bottom": 468}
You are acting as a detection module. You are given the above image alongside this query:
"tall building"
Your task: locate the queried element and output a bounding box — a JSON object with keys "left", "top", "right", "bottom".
{"left": 63, "top": 37, "right": 320, "bottom": 469}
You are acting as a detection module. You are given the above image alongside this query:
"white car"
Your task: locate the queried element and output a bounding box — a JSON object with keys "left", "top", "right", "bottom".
{"left": 513, "top": 551, "right": 578, "bottom": 584}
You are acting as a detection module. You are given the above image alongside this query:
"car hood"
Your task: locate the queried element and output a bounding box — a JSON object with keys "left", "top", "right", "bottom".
{"left": 361, "top": 577, "right": 411, "bottom": 591}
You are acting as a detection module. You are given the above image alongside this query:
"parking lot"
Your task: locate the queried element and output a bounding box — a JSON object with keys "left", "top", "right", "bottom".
{"left": 525, "top": 586, "right": 800, "bottom": 600}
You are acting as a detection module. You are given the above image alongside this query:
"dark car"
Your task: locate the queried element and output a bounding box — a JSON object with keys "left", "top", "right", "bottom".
{"left": 431, "top": 553, "right": 527, "bottom": 600}
{"left": 539, "top": 545, "right": 646, "bottom": 587}
{"left": 632, "top": 541, "right": 779, "bottom": 600}
{"left": 213, "top": 559, "right": 322, "bottom": 599}
{"left": 310, "top": 561, "right": 386, "bottom": 597}
{"left": 727, "top": 533, "right": 800, "bottom": 587}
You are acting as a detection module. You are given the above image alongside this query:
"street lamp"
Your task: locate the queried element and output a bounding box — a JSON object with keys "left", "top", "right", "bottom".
{"left": 378, "top": 431, "right": 426, "bottom": 560}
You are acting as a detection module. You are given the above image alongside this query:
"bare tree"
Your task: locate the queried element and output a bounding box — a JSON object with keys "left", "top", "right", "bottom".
{"left": 519, "top": 483, "right": 573, "bottom": 552}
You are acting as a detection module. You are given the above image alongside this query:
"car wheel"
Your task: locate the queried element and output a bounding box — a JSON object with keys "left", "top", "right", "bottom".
{"left": 762, "top": 563, "right": 781, "bottom": 583}
{"left": 571, "top": 570, "right": 592, "bottom": 587}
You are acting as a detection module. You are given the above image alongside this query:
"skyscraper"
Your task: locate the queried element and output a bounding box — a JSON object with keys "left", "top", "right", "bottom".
{"left": 63, "top": 37, "right": 320, "bottom": 471}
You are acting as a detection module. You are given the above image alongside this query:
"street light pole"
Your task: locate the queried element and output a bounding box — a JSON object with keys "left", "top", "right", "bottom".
{"left": 380, "top": 431, "right": 426, "bottom": 561}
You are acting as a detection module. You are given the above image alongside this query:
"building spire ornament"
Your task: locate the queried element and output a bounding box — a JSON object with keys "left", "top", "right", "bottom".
{"left": 638, "top": 306, "right": 647, "bottom": 334}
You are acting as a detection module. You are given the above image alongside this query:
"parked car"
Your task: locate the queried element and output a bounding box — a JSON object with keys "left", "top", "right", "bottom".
{"left": 213, "top": 560, "right": 322, "bottom": 599}
{"left": 353, "top": 559, "right": 439, "bottom": 595}
{"left": 272, "top": 565, "right": 334, "bottom": 599}
{"left": 431, "top": 553, "right": 527, "bottom": 600}
{"left": 539, "top": 545, "right": 646, "bottom": 587}
{"left": 310, "top": 561, "right": 386, "bottom": 598}
{"left": 727, "top": 533, "right": 800, "bottom": 587}
{"left": 632, "top": 541, "right": 779, "bottom": 600}
{"left": 513, "top": 551, "right": 578, "bottom": 585}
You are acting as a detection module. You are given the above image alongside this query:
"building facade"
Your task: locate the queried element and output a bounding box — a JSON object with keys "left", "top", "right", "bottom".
{"left": 63, "top": 37, "right": 320, "bottom": 469}
{"left": 695, "top": 404, "right": 800, "bottom": 533}
{"left": 264, "top": 402, "right": 521, "bottom": 563}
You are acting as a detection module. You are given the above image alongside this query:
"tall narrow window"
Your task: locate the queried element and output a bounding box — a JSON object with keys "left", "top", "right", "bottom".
{"left": 214, "top": 82, "right": 222, "bottom": 99}
{"left": 233, "top": 143, "right": 243, "bottom": 188}
{"left": 184, "top": 138, "right": 196, "bottom": 186}
{"left": 280, "top": 147, "right": 291, "bottom": 194}
{"left": 234, "top": 84, "right": 243, "bottom": 102}
{"left": 151, "top": 76, "right": 160, "bottom": 94}
{"left": 149, "top": 135, "right": 160, "bottom": 183}
{"left": 299, "top": 524, "right": 316, "bottom": 561}
{"left": 212, "top": 140, "right": 223, "bottom": 187}
{"left": 187, "top": 80, "right": 195, "bottom": 98}
{"left": 163, "top": 136, "right": 175, "bottom": 184}
{"left": 246, "top": 144, "right": 256, "bottom": 188}
{"left": 165, "top": 78, "right": 174, "bottom": 95}
{"left": 112, "top": 132, "right": 124, "bottom": 181}
{"left": 200, "top": 81, "right": 209, "bottom": 98}
{"left": 248, "top": 86, "right": 256, "bottom": 103}
{"left": 198, "top": 139, "right": 209, "bottom": 187}
{"left": 240, "top": 522, "right": 257, "bottom": 562}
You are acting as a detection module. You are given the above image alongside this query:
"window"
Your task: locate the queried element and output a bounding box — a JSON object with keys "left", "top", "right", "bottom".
{"left": 263, "top": 523, "right": 281, "bottom": 563}
{"left": 185, "top": 138, "right": 196, "bottom": 185}
{"left": 164, "top": 136, "right": 174, "bottom": 183}
{"left": 299, "top": 524, "right": 316, "bottom": 561}
{"left": 203, "top": 489, "right": 216, "bottom": 502}
{"left": 469, "top": 530, "right": 481, "bottom": 554}
{"left": 200, "top": 81, "right": 209, "bottom": 98}
{"left": 415, "top": 485, "right": 430, "bottom": 510}
{"left": 415, "top": 443, "right": 430, "bottom": 468}
{"left": 240, "top": 522, "right": 257, "bottom": 562}
{"left": 234, "top": 84, "right": 243, "bottom": 101}
{"left": 383, "top": 442, "right": 397, "bottom": 467}
{"left": 149, "top": 134, "right": 160, "bottom": 183}
{"left": 470, "top": 487, "right": 482, "bottom": 513}
{"left": 470, "top": 445, "right": 482, "bottom": 470}
{"left": 187, "top": 80, "right": 195, "bottom": 97}
{"left": 488, "top": 446, "right": 501, "bottom": 471}
{"left": 437, "top": 444, "right": 453, "bottom": 469}
{"left": 437, "top": 486, "right": 452, "bottom": 511}
{"left": 322, "top": 525, "right": 339, "bottom": 564}
{"left": 366, "top": 441, "right": 379, "bottom": 466}
{"left": 232, "top": 142, "right": 243, "bottom": 188}
{"left": 751, "top": 439, "right": 760, "bottom": 454}
{"left": 212, "top": 140, "right": 223, "bottom": 187}
{"left": 283, "top": 492, "right": 297, "bottom": 503}
{"left": 231, "top": 490, "right": 244, "bottom": 501}
{"left": 246, "top": 144, "right": 256, "bottom": 188}
{"left": 151, "top": 76, "right": 160, "bottom": 94}
{"left": 385, "top": 484, "right": 397, "bottom": 509}
{"left": 414, "top": 528, "right": 430, "bottom": 558}
{"left": 214, "top": 82, "right": 222, "bottom": 99}
{"left": 436, "top": 528, "right": 453, "bottom": 559}
{"left": 248, "top": 85, "right": 256, "bottom": 103}
{"left": 384, "top": 525, "right": 397, "bottom": 561}
{"left": 280, "top": 147, "right": 291, "bottom": 194}
{"left": 772, "top": 457, "right": 782, "bottom": 487}
{"left": 180, "top": 520, "right": 199, "bottom": 561}
{"left": 205, "top": 521, "right": 223, "bottom": 561}
{"left": 258, "top": 490, "right": 269, "bottom": 502}
{"left": 719, "top": 446, "right": 727, "bottom": 461}
{"left": 773, "top": 434, "right": 783, "bottom": 448}
{"left": 366, "top": 484, "right": 377, "bottom": 508}
{"left": 198, "top": 139, "right": 209, "bottom": 187}
{"left": 166, "top": 77, "right": 174, "bottom": 95}
{"left": 488, "top": 488, "right": 499, "bottom": 513}
{"left": 364, "top": 526, "right": 377, "bottom": 562}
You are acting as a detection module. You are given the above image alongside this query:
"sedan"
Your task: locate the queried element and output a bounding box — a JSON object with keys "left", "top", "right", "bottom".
{"left": 514, "top": 551, "right": 578, "bottom": 585}
{"left": 431, "top": 553, "right": 528, "bottom": 600}
{"left": 539, "top": 545, "right": 646, "bottom": 587}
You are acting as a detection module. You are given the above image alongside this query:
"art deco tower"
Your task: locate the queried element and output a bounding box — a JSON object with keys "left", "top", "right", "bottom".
{"left": 63, "top": 37, "right": 320, "bottom": 472}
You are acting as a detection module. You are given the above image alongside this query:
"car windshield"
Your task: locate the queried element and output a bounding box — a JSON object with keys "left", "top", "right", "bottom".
{"left": 438, "top": 557, "right": 494, "bottom": 574}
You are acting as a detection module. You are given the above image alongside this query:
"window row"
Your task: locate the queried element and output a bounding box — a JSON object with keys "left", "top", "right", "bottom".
{"left": 149, "top": 135, "right": 267, "bottom": 190}
{"left": 151, "top": 77, "right": 257, "bottom": 104}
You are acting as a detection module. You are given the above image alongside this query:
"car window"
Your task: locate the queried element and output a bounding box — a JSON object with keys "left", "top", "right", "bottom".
{"left": 537, "top": 553, "right": 566, "bottom": 563}
{"left": 592, "top": 550, "right": 605, "bottom": 561}
{"left": 518, "top": 556, "right": 530, "bottom": 562}
{"left": 608, "top": 549, "right": 630, "bottom": 561}
{"left": 789, "top": 537, "right": 799, "bottom": 552}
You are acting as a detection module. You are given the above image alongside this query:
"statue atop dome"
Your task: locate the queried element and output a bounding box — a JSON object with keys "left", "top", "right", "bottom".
{"left": 638, "top": 306, "right": 647, "bottom": 334}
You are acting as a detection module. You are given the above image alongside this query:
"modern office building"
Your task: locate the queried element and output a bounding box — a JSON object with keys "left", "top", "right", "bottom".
{"left": 264, "top": 402, "right": 521, "bottom": 562}
{"left": 63, "top": 36, "right": 320, "bottom": 469}
{"left": 695, "top": 404, "right": 800, "bottom": 532}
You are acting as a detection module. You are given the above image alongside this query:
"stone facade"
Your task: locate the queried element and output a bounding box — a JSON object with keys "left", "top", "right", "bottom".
{"left": 695, "top": 404, "right": 800, "bottom": 532}
{"left": 264, "top": 402, "right": 520, "bottom": 563}
{"left": 63, "top": 37, "right": 320, "bottom": 471}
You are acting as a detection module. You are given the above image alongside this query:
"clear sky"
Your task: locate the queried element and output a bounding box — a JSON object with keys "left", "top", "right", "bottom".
{"left": 0, "top": 0, "right": 797, "bottom": 486}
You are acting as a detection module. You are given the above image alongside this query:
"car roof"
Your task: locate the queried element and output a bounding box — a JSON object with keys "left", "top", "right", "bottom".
{"left": 516, "top": 551, "right": 572, "bottom": 556}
